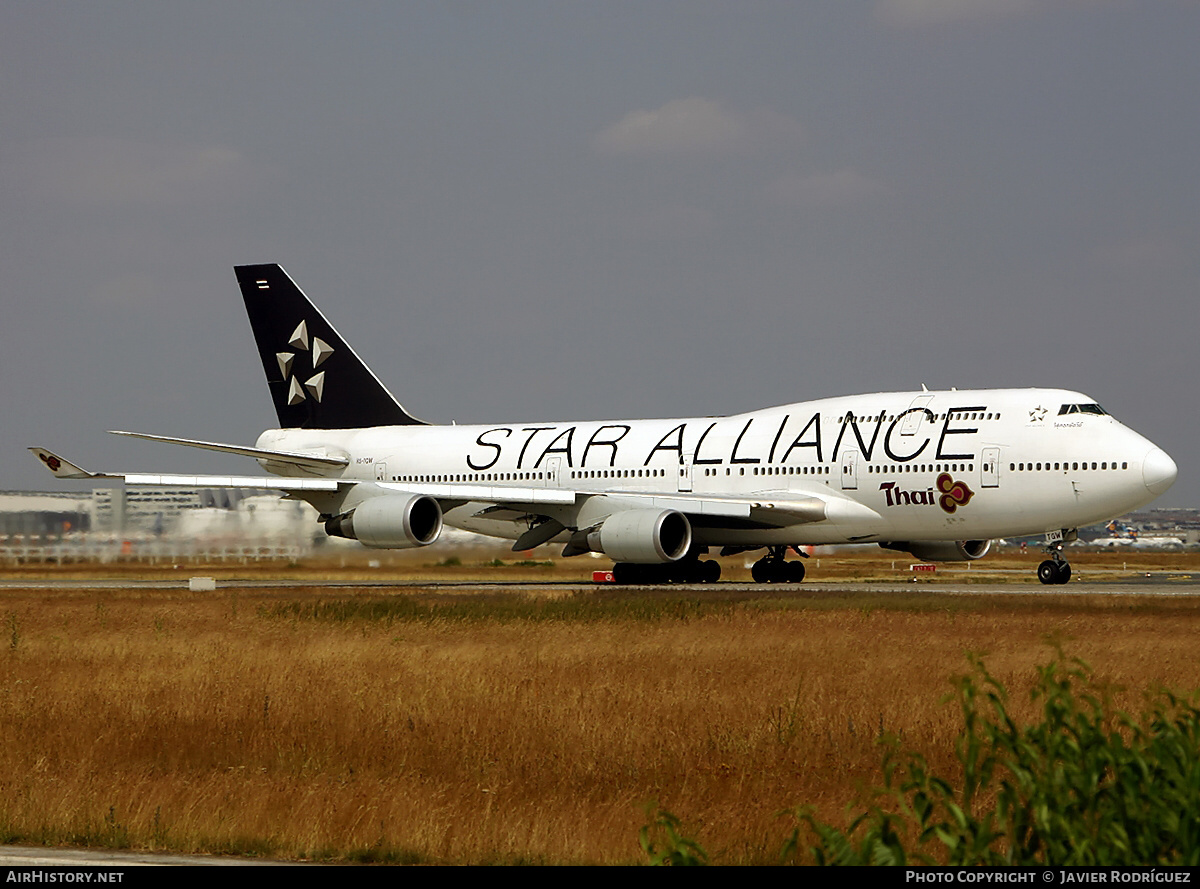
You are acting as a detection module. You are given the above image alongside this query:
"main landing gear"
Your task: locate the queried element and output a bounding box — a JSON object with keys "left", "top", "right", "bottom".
{"left": 750, "top": 546, "right": 806, "bottom": 584}
{"left": 1037, "top": 534, "right": 1072, "bottom": 585}
{"left": 611, "top": 555, "right": 721, "bottom": 585}
{"left": 610, "top": 545, "right": 809, "bottom": 585}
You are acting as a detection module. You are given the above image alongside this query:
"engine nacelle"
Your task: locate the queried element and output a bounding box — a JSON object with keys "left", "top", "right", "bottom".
{"left": 324, "top": 495, "right": 443, "bottom": 549}
{"left": 586, "top": 509, "right": 692, "bottom": 563}
{"left": 880, "top": 539, "right": 992, "bottom": 562}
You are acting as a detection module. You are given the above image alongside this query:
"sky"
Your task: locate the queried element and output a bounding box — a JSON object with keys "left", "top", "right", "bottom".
{"left": 2, "top": 1, "right": 1197, "bottom": 506}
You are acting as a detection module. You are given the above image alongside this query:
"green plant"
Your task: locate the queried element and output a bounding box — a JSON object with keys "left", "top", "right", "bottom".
{"left": 790, "top": 650, "right": 1200, "bottom": 865}
{"left": 639, "top": 807, "right": 707, "bottom": 866}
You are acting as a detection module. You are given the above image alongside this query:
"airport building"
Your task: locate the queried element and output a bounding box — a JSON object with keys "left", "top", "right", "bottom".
{"left": 0, "top": 488, "right": 319, "bottom": 561}
{"left": 0, "top": 487, "right": 491, "bottom": 561}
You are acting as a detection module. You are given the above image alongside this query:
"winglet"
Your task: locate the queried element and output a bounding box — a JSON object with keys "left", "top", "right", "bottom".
{"left": 28, "top": 448, "right": 103, "bottom": 479}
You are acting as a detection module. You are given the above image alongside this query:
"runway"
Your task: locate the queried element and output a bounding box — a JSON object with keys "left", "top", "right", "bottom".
{"left": 2, "top": 575, "right": 1197, "bottom": 596}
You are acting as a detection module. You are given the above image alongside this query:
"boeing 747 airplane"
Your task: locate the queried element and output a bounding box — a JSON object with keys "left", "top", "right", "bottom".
{"left": 31, "top": 264, "right": 1177, "bottom": 585}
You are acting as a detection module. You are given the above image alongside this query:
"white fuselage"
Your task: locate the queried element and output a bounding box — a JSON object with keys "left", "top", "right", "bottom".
{"left": 256, "top": 388, "right": 1176, "bottom": 547}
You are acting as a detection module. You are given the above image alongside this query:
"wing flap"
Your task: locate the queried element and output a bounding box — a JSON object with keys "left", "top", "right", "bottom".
{"left": 600, "top": 492, "right": 828, "bottom": 526}
{"left": 123, "top": 474, "right": 341, "bottom": 491}
{"left": 377, "top": 481, "right": 577, "bottom": 506}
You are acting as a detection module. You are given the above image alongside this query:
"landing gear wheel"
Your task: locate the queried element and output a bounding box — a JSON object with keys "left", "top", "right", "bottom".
{"left": 1037, "top": 559, "right": 1072, "bottom": 585}
{"left": 751, "top": 547, "right": 805, "bottom": 584}
{"left": 673, "top": 560, "right": 703, "bottom": 584}
{"left": 612, "top": 562, "right": 637, "bottom": 584}
{"left": 613, "top": 563, "right": 660, "bottom": 584}
{"left": 700, "top": 559, "right": 722, "bottom": 584}
{"left": 1038, "top": 534, "right": 1073, "bottom": 585}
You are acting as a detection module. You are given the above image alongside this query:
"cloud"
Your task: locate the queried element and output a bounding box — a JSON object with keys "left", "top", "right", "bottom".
{"left": 594, "top": 97, "right": 803, "bottom": 157}
{"left": 768, "top": 169, "right": 893, "bottom": 209}
{"left": 5, "top": 137, "right": 260, "bottom": 204}
{"left": 874, "top": 0, "right": 1038, "bottom": 27}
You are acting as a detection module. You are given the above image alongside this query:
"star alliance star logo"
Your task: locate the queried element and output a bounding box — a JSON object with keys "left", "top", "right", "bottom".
{"left": 276, "top": 320, "right": 333, "bottom": 405}
{"left": 1029, "top": 405, "right": 1047, "bottom": 423}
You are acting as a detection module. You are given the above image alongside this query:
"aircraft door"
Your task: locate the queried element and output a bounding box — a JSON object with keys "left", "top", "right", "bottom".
{"left": 981, "top": 447, "right": 1000, "bottom": 488}
{"left": 841, "top": 450, "right": 859, "bottom": 490}
{"left": 678, "top": 454, "right": 694, "bottom": 493}
{"left": 900, "top": 396, "right": 934, "bottom": 436}
{"left": 376, "top": 462, "right": 387, "bottom": 481}
{"left": 544, "top": 457, "right": 562, "bottom": 488}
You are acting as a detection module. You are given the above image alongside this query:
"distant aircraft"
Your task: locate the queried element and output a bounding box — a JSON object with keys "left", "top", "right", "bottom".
{"left": 31, "top": 264, "right": 1177, "bottom": 585}
{"left": 1095, "top": 520, "right": 1184, "bottom": 550}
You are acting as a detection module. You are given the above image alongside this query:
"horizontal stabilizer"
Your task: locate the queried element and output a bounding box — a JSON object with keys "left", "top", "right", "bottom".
{"left": 109, "top": 430, "right": 348, "bottom": 471}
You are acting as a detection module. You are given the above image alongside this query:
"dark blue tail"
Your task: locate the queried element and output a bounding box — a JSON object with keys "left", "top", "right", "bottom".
{"left": 235, "top": 264, "right": 425, "bottom": 429}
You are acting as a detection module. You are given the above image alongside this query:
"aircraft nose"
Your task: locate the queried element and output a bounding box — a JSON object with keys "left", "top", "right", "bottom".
{"left": 1142, "top": 447, "right": 1177, "bottom": 495}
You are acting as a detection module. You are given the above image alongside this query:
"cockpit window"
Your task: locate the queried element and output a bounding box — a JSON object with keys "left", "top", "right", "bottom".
{"left": 1058, "top": 403, "right": 1109, "bottom": 416}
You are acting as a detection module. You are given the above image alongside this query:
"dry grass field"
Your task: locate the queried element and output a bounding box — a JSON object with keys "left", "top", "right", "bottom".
{"left": 1, "top": 546, "right": 1198, "bottom": 864}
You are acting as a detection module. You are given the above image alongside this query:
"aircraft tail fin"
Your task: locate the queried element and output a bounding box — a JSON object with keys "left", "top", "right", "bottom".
{"left": 29, "top": 448, "right": 105, "bottom": 480}
{"left": 234, "top": 264, "right": 426, "bottom": 429}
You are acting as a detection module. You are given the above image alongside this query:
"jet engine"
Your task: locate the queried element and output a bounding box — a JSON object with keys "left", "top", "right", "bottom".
{"left": 880, "top": 539, "right": 991, "bottom": 562}
{"left": 324, "top": 494, "right": 443, "bottom": 549}
{"left": 586, "top": 508, "right": 692, "bottom": 563}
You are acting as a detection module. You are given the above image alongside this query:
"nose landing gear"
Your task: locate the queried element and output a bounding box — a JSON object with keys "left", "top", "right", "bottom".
{"left": 1037, "top": 532, "right": 1073, "bottom": 585}
{"left": 1037, "top": 557, "right": 1071, "bottom": 585}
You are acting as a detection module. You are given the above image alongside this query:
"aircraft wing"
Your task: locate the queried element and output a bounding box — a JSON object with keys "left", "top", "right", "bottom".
{"left": 373, "top": 480, "right": 826, "bottom": 524}
{"left": 28, "top": 448, "right": 342, "bottom": 492}
{"left": 374, "top": 482, "right": 831, "bottom": 553}
{"left": 31, "top": 446, "right": 828, "bottom": 517}
{"left": 30, "top": 447, "right": 835, "bottom": 551}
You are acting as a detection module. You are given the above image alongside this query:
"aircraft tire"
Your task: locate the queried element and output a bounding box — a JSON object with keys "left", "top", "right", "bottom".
{"left": 701, "top": 559, "right": 721, "bottom": 583}
{"left": 787, "top": 560, "right": 806, "bottom": 583}
{"left": 613, "top": 562, "right": 652, "bottom": 584}
{"left": 751, "top": 559, "right": 772, "bottom": 584}
{"left": 1055, "top": 562, "right": 1072, "bottom": 584}
{"left": 1037, "top": 560, "right": 1060, "bottom": 585}
{"left": 669, "top": 561, "right": 698, "bottom": 584}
